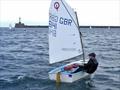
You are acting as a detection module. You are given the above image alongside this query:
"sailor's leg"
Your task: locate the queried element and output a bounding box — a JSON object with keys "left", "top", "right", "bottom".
{"left": 85, "top": 74, "right": 95, "bottom": 87}
{"left": 72, "top": 66, "right": 85, "bottom": 73}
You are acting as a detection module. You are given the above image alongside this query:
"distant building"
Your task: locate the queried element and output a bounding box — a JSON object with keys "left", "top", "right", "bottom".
{"left": 15, "top": 17, "right": 47, "bottom": 28}
{"left": 15, "top": 17, "right": 25, "bottom": 28}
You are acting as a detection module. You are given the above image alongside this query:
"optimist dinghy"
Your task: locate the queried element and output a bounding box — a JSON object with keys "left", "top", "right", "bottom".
{"left": 48, "top": 0, "right": 91, "bottom": 83}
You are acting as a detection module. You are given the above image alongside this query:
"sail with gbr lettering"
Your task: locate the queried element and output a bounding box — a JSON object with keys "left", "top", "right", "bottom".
{"left": 49, "top": 0, "right": 83, "bottom": 64}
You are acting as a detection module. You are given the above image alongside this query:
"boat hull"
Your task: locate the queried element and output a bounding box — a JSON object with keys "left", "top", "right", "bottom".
{"left": 49, "top": 60, "right": 91, "bottom": 83}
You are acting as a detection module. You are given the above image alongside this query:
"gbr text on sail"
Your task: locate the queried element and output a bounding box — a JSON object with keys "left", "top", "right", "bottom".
{"left": 49, "top": 13, "right": 72, "bottom": 37}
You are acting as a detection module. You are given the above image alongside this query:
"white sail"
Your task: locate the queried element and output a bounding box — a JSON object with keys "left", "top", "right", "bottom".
{"left": 49, "top": 0, "right": 83, "bottom": 64}
{"left": 9, "top": 24, "right": 12, "bottom": 30}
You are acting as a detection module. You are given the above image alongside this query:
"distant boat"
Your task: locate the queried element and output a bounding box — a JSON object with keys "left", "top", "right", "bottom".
{"left": 90, "top": 26, "right": 92, "bottom": 30}
{"left": 9, "top": 24, "right": 13, "bottom": 30}
{"left": 48, "top": 0, "right": 91, "bottom": 83}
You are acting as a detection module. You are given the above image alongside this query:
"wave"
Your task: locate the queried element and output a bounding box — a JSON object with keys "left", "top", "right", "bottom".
{"left": 0, "top": 75, "right": 50, "bottom": 89}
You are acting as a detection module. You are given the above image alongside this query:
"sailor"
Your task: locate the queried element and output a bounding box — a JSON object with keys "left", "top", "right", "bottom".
{"left": 73, "top": 53, "right": 98, "bottom": 74}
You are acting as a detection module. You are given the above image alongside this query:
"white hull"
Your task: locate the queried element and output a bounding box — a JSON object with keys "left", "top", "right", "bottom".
{"left": 49, "top": 60, "right": 91, "bottom": 83}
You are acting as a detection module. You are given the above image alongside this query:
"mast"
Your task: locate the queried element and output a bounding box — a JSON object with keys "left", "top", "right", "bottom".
{"left": 75, "top": 12, "right": 85, "bottom": 63}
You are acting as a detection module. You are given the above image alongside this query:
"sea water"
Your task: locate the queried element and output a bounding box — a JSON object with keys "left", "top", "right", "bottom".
{"left": 0, "top": 27, "right": 120, "bottom": 90}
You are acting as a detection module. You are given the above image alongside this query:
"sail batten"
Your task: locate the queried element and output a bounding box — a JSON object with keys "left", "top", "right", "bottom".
{"left": 49, "top": 0, "right": 83, "bottom": 64}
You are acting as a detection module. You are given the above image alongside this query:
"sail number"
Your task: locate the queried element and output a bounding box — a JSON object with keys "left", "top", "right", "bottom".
{"left": 49, "top": 14, "right": 72, "bottom": 27}
{"left": 59, "top": 17, "right": 72, "bottom": 26}
{"left": 49, "top": 14, "right": 57, "bottom": 37}
{"left": 49, "top": 14, "right": 73, "bottom": 37}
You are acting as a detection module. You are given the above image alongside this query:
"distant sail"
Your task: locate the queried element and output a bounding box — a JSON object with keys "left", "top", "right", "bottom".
{"left": 9, "top": 24, "right": 12, "bottom": 30}
{"left": 49, "top": 0, "right": 82, "bottom": 64}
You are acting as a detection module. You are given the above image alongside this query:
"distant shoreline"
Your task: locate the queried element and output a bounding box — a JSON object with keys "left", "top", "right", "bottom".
{"left": 14, "top": 17, "right": 120, "bottom": 28}
{"left": 11, "top": 26, "right": 120, "bottom": 28}
{"left": 0, "top": 26, "right": 120, "bottom": 28}
{"left": 80, "top": 26, "right": 120, "bottom": 28}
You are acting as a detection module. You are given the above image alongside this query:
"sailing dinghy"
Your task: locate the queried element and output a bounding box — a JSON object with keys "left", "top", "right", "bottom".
{"left": 48, "top": 0, "right": 91, "bottom": 83}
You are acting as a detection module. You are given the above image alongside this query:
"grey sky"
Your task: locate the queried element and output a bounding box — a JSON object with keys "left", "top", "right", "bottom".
{"left": 0, "top": 0, "right": 120, "bottom": 27}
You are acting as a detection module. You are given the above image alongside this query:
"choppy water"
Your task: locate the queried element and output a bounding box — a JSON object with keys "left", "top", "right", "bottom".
{"left": 0, "top": 27, "right": 120, "bottom": 90}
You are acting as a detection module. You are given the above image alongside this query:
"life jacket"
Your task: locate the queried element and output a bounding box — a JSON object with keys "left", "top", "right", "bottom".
{"left": 86, "top": 59, "right": 98, "bottom": 74}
